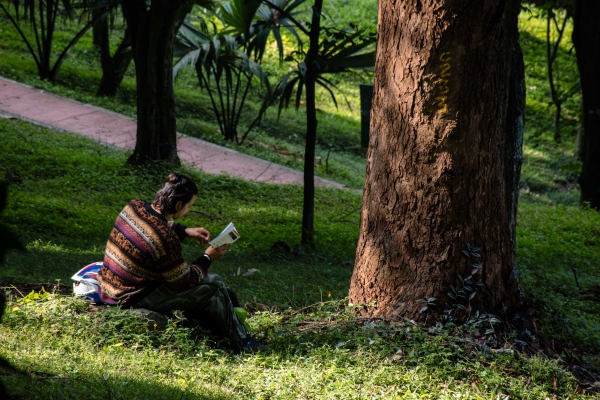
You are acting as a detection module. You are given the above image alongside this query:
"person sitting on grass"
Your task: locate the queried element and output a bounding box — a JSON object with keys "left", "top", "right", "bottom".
{"left": 97, "top": 172, "right": 266, "bottom": 353}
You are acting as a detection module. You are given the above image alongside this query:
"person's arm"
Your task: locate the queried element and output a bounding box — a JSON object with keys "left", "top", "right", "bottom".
{"left": 185, "top": 227, "right": 210, "bottom": 246}
{"left": 169, "top": 222, "right": 188, "bottom": 241}
{"left": 160, "top": 245, "right": 231, "bottom": 291}
{"left": 168, "top": 223, "right": 210, "bottom": 246}
{"left": 189, "top": 245, "right": 230, "bottom": 281}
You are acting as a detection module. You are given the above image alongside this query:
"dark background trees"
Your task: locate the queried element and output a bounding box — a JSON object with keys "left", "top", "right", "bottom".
{"left": 525, "top": 0, "right": 600, "bottom": 209}
{"left": 573, "top": 0, "right": 600, "bottom": 209}
{"left": 350, "top": 0, "right": 524, "bottom": 321}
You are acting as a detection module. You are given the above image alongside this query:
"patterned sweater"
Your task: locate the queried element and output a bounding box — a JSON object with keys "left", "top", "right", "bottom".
{"left": 98, "top": 200, "right": 210, "bottom": 305}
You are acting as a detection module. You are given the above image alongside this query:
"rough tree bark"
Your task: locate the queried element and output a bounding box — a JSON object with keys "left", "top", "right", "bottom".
{"left": 573, "top": 0, "right": 600, "bottom": 209}
{"left": 349, "top": 0, "right": 524, "bottom": 321}
{"left": 121, "top": 0, "right": 194, "bottom": 164}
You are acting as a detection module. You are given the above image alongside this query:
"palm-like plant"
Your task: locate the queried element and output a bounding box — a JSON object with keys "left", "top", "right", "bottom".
{"left": 174, "top": 20, "right": 271, "bottom": 142}
{"left": 0, "top": 0, "right": 117, "bottom": 81}
{"left": 220, "top": 0, "right": 305, "bottom": 63}
{"left": 173, "top": 0, "right": 305, "bottom": 143}
{"left": 268, "top": 1, "right": 376, "bottom": 246}
{"left": 276, "top": 26, "right": 376, "bottom": 113}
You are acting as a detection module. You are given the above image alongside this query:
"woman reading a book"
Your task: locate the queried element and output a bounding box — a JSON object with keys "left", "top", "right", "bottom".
{"left": 97, "top": 172, "right": 264, "bottom": 352}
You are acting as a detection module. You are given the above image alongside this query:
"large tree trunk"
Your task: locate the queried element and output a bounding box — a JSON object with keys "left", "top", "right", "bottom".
{"left": 573, "top": 0, "right": 600, "bottom": 209}
{"left": 350, "top": 0, "right": 524, "bottom": 321}
{"left": 301, "top": 0, "right": 323, "bottom": 247}
{"left": 121, "top": 0, "right": 194, "bottom": 164}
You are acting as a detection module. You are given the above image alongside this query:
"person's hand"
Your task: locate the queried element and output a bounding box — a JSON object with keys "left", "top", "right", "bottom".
{"left": 185, "top": 227, "right": 210, "bottom": 247}
{"left": 205, "top": 244, "right": 232, "bottom": 262}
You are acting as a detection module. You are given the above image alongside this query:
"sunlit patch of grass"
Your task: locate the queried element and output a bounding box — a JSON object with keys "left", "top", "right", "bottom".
{"left": 0, "top": 295, "right": 586, "bottom": 399}
{"left": 517, "top": 203, "right": 600, "bottom": 350}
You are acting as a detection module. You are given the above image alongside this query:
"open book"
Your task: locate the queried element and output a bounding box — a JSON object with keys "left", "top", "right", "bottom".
{"left": 209, "top": 222, "right": 240, "bottom": 248}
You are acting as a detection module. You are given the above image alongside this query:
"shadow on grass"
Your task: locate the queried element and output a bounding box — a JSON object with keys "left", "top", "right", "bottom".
{"left": 1, "top": 246, "right": 103, "bottom": 284}
{"left": 1, "top": 372, "right": 230, "bottom": 400}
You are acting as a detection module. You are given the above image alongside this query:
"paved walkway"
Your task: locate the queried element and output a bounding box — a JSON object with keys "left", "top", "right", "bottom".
{"left": 0, "top": 76, "right": 346, "bottom": 189}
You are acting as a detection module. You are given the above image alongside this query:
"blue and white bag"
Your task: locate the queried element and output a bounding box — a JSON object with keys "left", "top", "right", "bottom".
{"left": 71, "top": 262, "right": 103, "bottom": 303}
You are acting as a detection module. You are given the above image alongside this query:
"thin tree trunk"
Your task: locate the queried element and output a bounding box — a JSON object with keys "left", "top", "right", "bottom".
{"left": 122, "top": 0, "right": 194, "bottom": 164}
{"left": 92, "top": 7, "right": 103, "bottom": 48}
{"left": 573, "top": 0, "right": 600, "bottom": 209}
{"left": 546, "top": 11, "right": 568, "bottom": 143}
{"left": 350, "top": 0, "right": 523, "bottom": 321}
{"left": 574, "top": 97, "right": 584, "bottom": 160}
{"left": 97, "top": 14, "right": 133, "bottom": 97}
{"left": 301, "top": 0, "right": 323, "bottom": 247}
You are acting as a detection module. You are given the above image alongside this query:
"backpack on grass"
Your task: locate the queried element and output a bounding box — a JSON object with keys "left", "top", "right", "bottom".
{"left": 71, "top": 262, "right": 103, "bottom": 303}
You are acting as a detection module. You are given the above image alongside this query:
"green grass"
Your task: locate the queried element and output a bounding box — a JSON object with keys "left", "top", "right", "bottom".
{"left": 0, "top": 113, "right": 598, "bottom": 399}
{"left": 0, "top": 3, "right": 599, "bottom": 399}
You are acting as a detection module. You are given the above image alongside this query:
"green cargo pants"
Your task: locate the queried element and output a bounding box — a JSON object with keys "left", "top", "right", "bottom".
{"left": 135, "top": 272, "right": 248, "bottom": 346}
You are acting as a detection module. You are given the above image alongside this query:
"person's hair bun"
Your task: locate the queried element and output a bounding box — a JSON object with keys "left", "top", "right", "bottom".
{"left": 166, "top": 173, "right": 181, "bottom": 185}
{"left": 153, "top": 173, "right": 198, "bottom": 215}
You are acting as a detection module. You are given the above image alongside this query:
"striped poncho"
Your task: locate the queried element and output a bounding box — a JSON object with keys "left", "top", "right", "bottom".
{"left": 98, "top": 199, "right": 209, "bottom": 305}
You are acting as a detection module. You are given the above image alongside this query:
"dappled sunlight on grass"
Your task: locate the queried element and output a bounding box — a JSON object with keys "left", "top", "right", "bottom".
{"left": 518, "top": 203, "right": 600, "bottom": 350}
{"left": 523, "top": 145, "right": 553, "bottom": 161}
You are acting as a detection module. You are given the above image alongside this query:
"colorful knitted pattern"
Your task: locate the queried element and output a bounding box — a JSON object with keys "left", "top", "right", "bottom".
{"left": 98, "top": 200, "right": 207, "bottom": 304}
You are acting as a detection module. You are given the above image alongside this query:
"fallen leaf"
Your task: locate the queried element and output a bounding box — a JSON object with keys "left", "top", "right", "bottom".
{"left": 391, "top": 349, "right": 403, "bottom": 360}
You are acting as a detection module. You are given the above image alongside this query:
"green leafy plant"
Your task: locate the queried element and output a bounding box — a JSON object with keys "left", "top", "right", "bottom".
{"left": 173, "top": 0, "right": 308, "bottom": 143}
{"left": 416, "top": 297, "right": 437, "bottom": 314}
{"left": 174, "top": 20, "right": 272, "bottom": 142}
{"left": 275, "top": 25, "right": 376, "bottom": 115}
{"left": 444, "top": 243, "right": 485, "bottom": 317}
{"left": 0, "top": 0, "right": 113, "bottom": 81}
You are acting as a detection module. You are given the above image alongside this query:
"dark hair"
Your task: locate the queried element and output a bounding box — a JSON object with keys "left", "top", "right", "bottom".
{"left": 152, "top": 173, "right": 198, "bottom": 214}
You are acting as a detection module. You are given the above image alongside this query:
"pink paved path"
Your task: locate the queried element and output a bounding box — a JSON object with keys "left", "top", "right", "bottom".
{"left": 0, "top": 76, "right": 346, "bottom": 189}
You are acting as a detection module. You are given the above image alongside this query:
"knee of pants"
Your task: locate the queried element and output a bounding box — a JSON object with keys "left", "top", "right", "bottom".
{"left": 205, "top": 272, "right": 226, "bottom": 288}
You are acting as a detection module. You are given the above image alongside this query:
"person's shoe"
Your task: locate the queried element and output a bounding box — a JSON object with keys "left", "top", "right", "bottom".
{"left": 239, "top": 336, "right": 269, "bottom": 353}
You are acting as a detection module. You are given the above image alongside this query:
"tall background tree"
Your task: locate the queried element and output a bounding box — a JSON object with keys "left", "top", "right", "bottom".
{"left": 350, "top": 0, "right": 524, "bottom": 320}
{"left": 573, "top": 0, "right": 600, "bottom": 209}
{"left": 121, "top": 0, "right": 213, "bottom": 165}
{"left": 268, "top": 0, "right": 376, "bottom": 246}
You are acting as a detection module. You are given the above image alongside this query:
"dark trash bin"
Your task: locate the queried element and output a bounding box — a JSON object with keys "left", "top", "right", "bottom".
{"left": 360, "top": 84, "right": 374, "bottom": 148}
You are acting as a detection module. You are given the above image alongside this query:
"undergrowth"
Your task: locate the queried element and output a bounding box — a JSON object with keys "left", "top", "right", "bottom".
{"left": 0, "top": 290, "right": 588, "bottom": 399}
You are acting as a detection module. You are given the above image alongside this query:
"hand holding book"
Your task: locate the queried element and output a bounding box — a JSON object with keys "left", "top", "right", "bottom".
{"left": 209, "top": 222, "right": 240, "bottom": 248}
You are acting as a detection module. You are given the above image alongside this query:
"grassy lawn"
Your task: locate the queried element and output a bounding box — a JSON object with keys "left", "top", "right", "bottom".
{"left": 0, "top": 3, "right": 599, "bottom": 399}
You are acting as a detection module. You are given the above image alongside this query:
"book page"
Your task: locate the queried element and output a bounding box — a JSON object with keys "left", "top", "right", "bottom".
{"left": 209, "top": 222, "right": 240, "bottom": 248}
